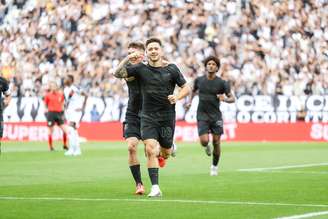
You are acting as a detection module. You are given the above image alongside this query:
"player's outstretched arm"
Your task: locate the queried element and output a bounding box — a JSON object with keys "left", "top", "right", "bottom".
{"left": 168, "top": 83, "right": 191, "bottom": 104}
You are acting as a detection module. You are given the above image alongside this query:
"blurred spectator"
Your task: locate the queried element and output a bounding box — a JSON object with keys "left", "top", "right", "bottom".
{"left": 0, "top": 0, "right": 326, "bottom": 102}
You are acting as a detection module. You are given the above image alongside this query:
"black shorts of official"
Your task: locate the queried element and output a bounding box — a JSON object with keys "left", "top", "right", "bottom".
{"left": 46, "top": 111, "right": 65, "bottom": 127}
{"left": 197, "top": 120, "right": 223, "bottom": 136}
{"left": 123, "top": 116, "right": 141, "bottom": 140}
{"left": 141, "top": 115, "right": 175, "bottom": 149}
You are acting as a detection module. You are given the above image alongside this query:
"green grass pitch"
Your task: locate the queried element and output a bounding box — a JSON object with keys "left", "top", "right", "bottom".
{"left": 0, "top": 141, "right": 327, "bottom": 219}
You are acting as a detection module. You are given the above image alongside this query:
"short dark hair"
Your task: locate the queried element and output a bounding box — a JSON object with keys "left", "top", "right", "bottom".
{"left": 145, "top": 37, "right": 162, "bottom": 47}
{"left": 128, "top": 41, "right": 145, "bottom": 51}
{"left": 204, "top": 55, "right": 221, "bottom": 69}
{"left": 68, "top": 74, "right": 74, "bottom": 83}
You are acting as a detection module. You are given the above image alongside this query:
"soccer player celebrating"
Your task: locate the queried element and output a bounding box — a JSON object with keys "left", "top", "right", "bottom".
{"left": 44, "top": 81, "right": 68, "bottom": 151}
{"left": 186, "top": 56, "right": 235, "bottom": 176}
{"left": 114, "top": 37, "right": 190, "bottom": 197}
{"left": 63, "top": 75, "right": 88, "bottom": 156}
{"left": 122, "top": 41, "right": 146, "bottom": 195}
{"left": 0, "top": 75, "right": 11, "bottom": 155}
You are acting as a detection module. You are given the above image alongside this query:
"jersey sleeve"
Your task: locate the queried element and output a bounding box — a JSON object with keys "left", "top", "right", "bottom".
{"left": 193, "top": 77, "right": 199, "bottom": 92}
{"left": 126, "top": 63, "right": 143, "bottom": 78}
{"left": 169, "top": 64, "right": 186, "bottom": 87}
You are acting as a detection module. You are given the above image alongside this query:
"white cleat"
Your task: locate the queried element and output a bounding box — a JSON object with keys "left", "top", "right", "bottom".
{"left": 73, "top": 149, "right": 82, "bottom": 156}
{"left": 148, "top": 185, "right": 162, "bottom": 197}
{"left": 64, "top": 149, "right": 74, "bottom": 156}
{"left": 210, "top": 165, "right": 218, "bottom": 176}
{"left": 171, "top": 142, "right": 177, "bottom": 157}
{"left": 204, "top": 145, "right": 212, "bottom": 156}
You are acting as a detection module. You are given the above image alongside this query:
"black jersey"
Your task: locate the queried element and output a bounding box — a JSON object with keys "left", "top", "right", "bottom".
{"left": 194, "top": 75, "right": 230, "bottom": 121}
{"left": 125, "top": 78, "right": 142, "bottom": 118}
{"left": 126, "top": 63, "right": 186, "bottom": 118}
{"left": 0, "top": 76, "right": 9, "bottom": 114}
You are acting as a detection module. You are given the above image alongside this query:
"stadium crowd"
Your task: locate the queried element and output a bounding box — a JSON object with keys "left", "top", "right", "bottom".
{"left": 0, "top": 0, "right": 327, "bottom": 99}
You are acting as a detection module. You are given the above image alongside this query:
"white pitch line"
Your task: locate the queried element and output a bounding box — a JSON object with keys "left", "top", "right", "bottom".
{"left": 0, "top": 196, "right": 328, "bottom": 208}
{"left": 240, "top": 170, "right": 328, "bottom": 175}
{"left": 275, "top": 210, "right": 328, "bottom": 219}
{"left": 239, "top": 163, "right": 328, "bottom": 172}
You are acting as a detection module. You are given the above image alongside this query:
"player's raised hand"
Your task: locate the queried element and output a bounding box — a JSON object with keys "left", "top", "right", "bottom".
{"left": 128, "top": 51, "right": 143, "bottom": 61}
{"left": 168, "top": 95, "right": 178, "bottom": 104}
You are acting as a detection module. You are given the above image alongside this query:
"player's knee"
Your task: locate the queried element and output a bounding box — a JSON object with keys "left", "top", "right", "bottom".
{"left": 200, "top": 140, "right": 209, "bottom": 147}
{"left": 145, "top": 144, "right": 157, "bottom": 157}
{"left": 128, "top": 142, "right": 137, "bottom": 155}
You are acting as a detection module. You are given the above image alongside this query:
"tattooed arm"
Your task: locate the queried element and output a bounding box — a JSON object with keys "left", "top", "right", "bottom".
{"left": 113, "top": 51, "right": 142, "bottom": 78}
{"left": 113, "top": 56, "right": 129, "bottom": 78}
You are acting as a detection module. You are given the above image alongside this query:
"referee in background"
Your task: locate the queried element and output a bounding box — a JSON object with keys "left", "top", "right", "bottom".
{"left": 44, "top": 81, "right": 68, "bottom": 151}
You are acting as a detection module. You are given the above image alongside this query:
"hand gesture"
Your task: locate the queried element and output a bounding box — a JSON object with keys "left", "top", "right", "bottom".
{"left": 168, "top": 95, "right": 178, "bottom": 104}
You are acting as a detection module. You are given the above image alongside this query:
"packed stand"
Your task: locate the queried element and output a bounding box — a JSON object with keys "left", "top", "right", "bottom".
{"left": 0, "top": 0, "right": 327, "bottom": 99}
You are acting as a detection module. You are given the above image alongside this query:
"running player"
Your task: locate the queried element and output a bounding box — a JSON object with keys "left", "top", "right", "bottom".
{"left": 122, "top": 41, "right": 146, "bottom": 195}
{"left": 114, "top": 37, "right": 191, "bottom": 197}
{"left": 186, "top": 55, "right": 235, "bottom": 176}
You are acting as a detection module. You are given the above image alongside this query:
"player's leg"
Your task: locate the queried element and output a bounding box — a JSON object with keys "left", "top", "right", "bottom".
{"left": 65, "top": 123, "right": 75, "bottom": 156}
{"left": 144, "top": 138, "right": 162, "bottom": 197}
{"left": 124, "top": 117, "right": 144, "bottom": 194}
{"left": 210, "top": 134, "right": 221, "bottom": 176}
{"left": 127, "top": 136, "right": 144, "bottom": 195}
{"left": 47, "top": 126, "right": 54, "bottom": 151}
{"left": 141, "top": 118, "right": 162, "bottom": 197}
{"left": 66, "top": 112, "right": 82, "bottom": 156}
{"left": 46, "top": 112, "right": 55, "bottom": 151}
{"left": 157, "top": 119, "right": 176, "bottom": 167}
{"left": 0, "top": 120, "right": 3, "bottom": 155}
{"left": 65, "top": 121, "right": 80, "bottom": 156}
{"left": 197, "top": 120, "right": 211, "bottom": 156}
{"left": 209, "top": 120, "right": 224, "bottom": 176}
{"left": 57, "top": 112, "right": 68, "bottom": 150}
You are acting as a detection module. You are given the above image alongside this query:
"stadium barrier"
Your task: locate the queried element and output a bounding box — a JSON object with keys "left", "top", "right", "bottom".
{"left": 2, "top": 122, "right": 327, "bottom": 142}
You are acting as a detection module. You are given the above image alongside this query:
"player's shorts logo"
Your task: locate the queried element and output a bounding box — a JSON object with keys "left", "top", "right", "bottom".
{"left": 216, "top": 120, "right": 223, "bottom": 127}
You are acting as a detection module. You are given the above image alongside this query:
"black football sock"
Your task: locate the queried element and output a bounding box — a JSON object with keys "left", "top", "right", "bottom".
{"left": 130, "top": 164, "right": 142, "bottom": 185}
{"left": 212, "top": 153, "right": 219, "bottom": 166}
{"left": 148, "top": 168, "right": 159, "bottom": 185}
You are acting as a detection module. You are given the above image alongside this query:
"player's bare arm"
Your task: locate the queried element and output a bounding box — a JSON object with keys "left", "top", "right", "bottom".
{"left": 168, "top": 83, "right": 191, "bottom": 104}
{"left": 113, "top": 56, "right": 129, "bottom": 78}
{"left": 184, "top": 81, "right": 197, "bottom": 110}
{"left": 217, "top": 92, "right": 235, "bottom": 103}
